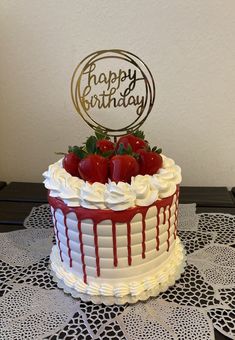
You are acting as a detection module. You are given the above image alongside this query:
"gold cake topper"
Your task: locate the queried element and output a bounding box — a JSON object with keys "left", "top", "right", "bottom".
{"left": 71, "top": 49, "right": 155, "bottom": 137}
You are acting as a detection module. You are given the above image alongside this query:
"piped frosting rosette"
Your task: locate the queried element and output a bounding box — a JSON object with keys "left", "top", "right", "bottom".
{"left": 43, "top": 155, "right": 181, "bottom": 211}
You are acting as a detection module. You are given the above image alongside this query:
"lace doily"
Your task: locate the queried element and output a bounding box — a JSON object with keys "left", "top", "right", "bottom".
{"left": 0, "top": 204, "right": 235, "bottom": 339}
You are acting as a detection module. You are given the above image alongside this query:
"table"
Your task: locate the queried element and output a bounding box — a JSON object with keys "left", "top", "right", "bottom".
{"left": 0, "top": 182, "right": 235, "bottom": 339}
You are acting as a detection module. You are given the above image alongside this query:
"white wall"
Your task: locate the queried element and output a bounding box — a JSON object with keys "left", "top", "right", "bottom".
{"left": 0, "top": 0, "right": 235, "bottom": 186}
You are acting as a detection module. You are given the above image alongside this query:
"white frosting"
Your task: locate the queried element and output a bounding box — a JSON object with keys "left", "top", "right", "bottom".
{"left": 104, "top": 181, "right": 136, "bottom": 210}
{"left": 43, "top": 154, "right": 181, "bottom": 211}
{"left": 131, "top": 175, "right": 159, "bottom": 206}
{"left": 80, "top": 182, "right": 106, "bottom": 209}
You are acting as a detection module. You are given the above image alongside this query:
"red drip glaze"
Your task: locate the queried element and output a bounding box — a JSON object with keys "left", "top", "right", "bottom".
{"left": 64, "top": 215, "right": 72, "bottom": 267}
{"left": 49, "top": 188, "right": 178, "bottom": 226}
{"left": 53, "top": 209, "right": 63, "bottom": 262}
{"left": 156, "top": 212, "right": 160, "bottom": 251}
{"left": 77, "top": 221, "right": 87, "bottom": 283}
{"left": 163, "top": 206, "right": 166, "bottom": 225}
{"left": 167, "top": 207, "right": 171, "bottom": 252}
{"left": 174, "top": 196, "right": 179, "bottom": 239}
{"left": 176, "top": 199, "right": 179, "bottom": 235}
{"left": 112, "top": 221, "right": 118, "bottom": 267}
{"left": 93, "top": 222, "right": 100, "bottom": 276}
{"left": 174, "top": 209, "right": 177, "bottom": 239}
{"left": 127, "top": 221, "right": 132, "bottom": 265}
{"left": 141, "top": 213, "right": 146, "bottom": 259}
{"left": 176, "top": 215, "right": 179, "bottom": 234}
{"left": 48, "top": 186, "right": 179, "bottom": 282}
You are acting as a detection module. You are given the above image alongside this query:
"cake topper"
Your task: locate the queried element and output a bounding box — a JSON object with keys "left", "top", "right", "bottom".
{"left": 71, "top": 49, "right": 155, "bottom": 137}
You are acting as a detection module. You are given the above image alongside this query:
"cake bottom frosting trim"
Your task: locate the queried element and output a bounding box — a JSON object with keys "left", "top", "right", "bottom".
{"left": 50, "top": 238, "right": 186, "bottom": 305}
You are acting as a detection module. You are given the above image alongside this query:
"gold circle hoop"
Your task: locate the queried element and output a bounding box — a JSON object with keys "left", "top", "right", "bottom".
{"left": 71, "top": 49, "right": 155, "bottom": 137}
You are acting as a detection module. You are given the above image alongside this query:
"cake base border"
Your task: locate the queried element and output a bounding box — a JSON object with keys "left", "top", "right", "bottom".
{"left": 50, "top": 238, "right": 186, "bottom": 305}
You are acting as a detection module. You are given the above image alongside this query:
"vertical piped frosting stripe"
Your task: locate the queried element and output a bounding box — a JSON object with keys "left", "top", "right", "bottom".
{"left": 64, "top": 215, "right": 72, "bottom": 267}
{"left": 93, "top": 223, "right": 100, "bottom": 277}
{"left": 112, "top": 221, "right": 118, "bottom": 267}
{"left": 53, "top": 209, "right": 63, "bottom": 262}
{"left": 167, "top": 206, "right": 171, "bottom": 252}
{"left": 77, "top": 220, "right": 87, "bottom": 283}
{"left": 156, "top": 211, "right": 160, "bottom": 251}
{"left": 141, "top": 214, "right": 146, "bottom": 259}
{"left": 127, "top": 222, "right": 132, "bottom": 266}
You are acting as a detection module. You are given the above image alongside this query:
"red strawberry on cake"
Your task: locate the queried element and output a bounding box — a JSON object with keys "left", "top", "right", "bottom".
{"left": 78, "top": 154, "right": 108, "bottom": 184}
{"left": 116, "top": 130, "right": 148, "bottom": 152}
{"left": 110, "top": 154, "right": 139, "bottom": 183}
{"left": 96, "top": 139, "right": 115, "bottom": 155}
{"left": 137, "top": 147, "right": 163, "bottom": 176}
{"left": 62, "top": 146, "right": 83, "bottom": 177}
{"left": 109, "top": 143, "right": 139, "bottom": 183}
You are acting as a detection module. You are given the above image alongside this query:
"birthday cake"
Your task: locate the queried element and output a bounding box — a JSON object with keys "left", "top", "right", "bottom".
{"left": 43, "top": 130, "right": 186, "bottom": 303}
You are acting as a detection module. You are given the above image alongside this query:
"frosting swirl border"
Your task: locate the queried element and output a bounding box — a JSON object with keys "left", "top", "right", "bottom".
{"left": 43, "top": 155, "right": 181, "bottom": 211}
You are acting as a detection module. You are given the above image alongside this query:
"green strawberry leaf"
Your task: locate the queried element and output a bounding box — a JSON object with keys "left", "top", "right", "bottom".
{"left": 151, "top": 146, "right": 162, "bottom": 154}
{"left": 116, "top": 143, "right": 125, "bottom": 155}
{"left": 95, "top": 127, "right": 110, "bottom": 140}
{"left": 102, "top": 150, "right": 114, "bottom": 158}
{"left": 68, "top": 145, "right": 75, "bottom": 153}
{"left": 116, "top": 143, "right": 133, "bottom": 155}
{"left": 133, "top": 152, "right": 140, "bottom": 160}
{"left": 156, "top": 148, "right": 162, "bottom": 154}
{"left": 73, "top": 147, "right": 87, "bottom": 159}
{"left": 55, "top": 152, "right": 66, "bottom": 155}
{"left": 126, "top": 144, "right": 132, "bottom": 155}
{"left": 152, "top": 146, "right": 158, "bottom": 152}
{"left": 132, "top": 130, "right": 145, "bottom": 139}
{"left": 86, "top": 136, "right": 97, "bottom": 154}
{"left": 68, "top": 145, "right": 87, "bottom": 159}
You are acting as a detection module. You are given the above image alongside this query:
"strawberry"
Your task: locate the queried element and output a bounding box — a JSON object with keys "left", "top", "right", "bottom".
{"left": 76, "top": 134, "right": 111, "bottom": 184}
{"left": 62, "top": 146, "right": 85, "bottom": 177}
{"left": 137, "top": 148, "right": 163, "bottom": 175}
{"left": 63, "top": 153, "right": 80, "bottom": 177}
{"left": 96, "top": 139, "right": 115, "bottom": 155}
{"left": 110, "top": 155, "right": 139, "bottom": 183}
{"left": 116, "top": 131, "right": 147, "bottom": 153}
{"left": 78, "top": 154, "right": 108, "bottom": 184}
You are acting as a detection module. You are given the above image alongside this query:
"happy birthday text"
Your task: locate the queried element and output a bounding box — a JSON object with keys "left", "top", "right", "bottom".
{"left": 80, "top": 63, "right": 145, "bottom": 115}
